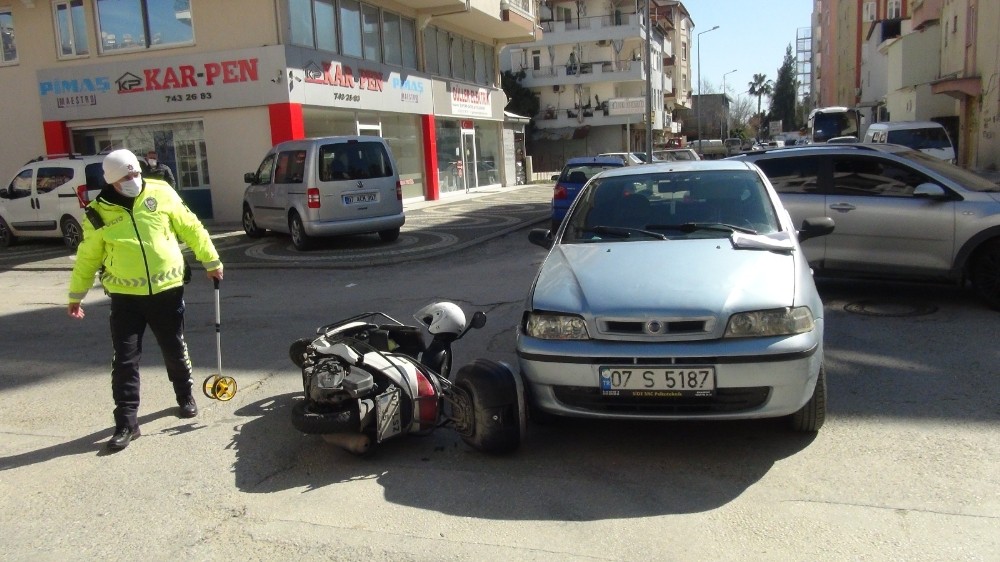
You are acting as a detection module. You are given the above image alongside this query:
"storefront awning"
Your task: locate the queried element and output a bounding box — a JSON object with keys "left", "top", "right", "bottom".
{"left": 531, "top": 125, "right": 590, "bottom": 141}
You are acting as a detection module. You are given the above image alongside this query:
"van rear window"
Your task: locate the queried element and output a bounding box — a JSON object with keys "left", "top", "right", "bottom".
{"left": 319, "top": 142, "right": 393, "bottom": 181}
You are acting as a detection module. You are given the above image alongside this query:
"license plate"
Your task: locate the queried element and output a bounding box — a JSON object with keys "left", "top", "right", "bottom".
{"left": 375, "top": 386, "right": 402, "bottom": 442}
{"left": 599, "top": 366, "right": 716, "bottom": 397}
{"left": 343, "top": 192, "right": 379, "bottom": 205}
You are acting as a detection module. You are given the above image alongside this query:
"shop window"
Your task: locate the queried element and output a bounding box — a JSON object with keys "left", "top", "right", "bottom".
{"left": 383, "top": 12, "right": 401, "bottom": 66}
{"left": 423, "top": 27, "right": 438, "bottom": 74}
{"left": 96, "top": 0, "right": 194, "bottom": 53}
{"left": 1, "top": 8, "right": 17, "bottom": 64}
{"left": 475, "top": 42, "right": 486, "bottom": 84}
{"left": 437, "top": 28, "right": 451, "bottom": 76}
{"left": 55, "top": 1, "right": 90, "bottom": 58}
{"left": 400, "top": 17, "right": 416, "bottom": 69}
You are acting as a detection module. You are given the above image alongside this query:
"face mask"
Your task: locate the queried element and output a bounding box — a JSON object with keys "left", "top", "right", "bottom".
{"left": 147, "top": 159, "right": 157, "bottom": 166}
{"left": 119, "top": 177, "right": 142, "bottom": 197}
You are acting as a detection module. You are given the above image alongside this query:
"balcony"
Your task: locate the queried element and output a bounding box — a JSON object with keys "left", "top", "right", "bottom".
{"left": 529, "top": 12, "right": 648, "bottom": 47}
{"left": 521, "top": 59, "right": 645, "bottom": 88}
{"left": 535, "top": 98, "right": 662, "bottom": 131}
{"left": 422, "top": 0, "right": 538, "bottom": 42}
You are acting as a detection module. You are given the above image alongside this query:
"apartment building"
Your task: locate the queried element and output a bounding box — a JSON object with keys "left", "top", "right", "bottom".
{"left": 500, "top": 0, "right": 691, "bottom": 170}
{"left": 813, "top": 0, "right": 998, "bottom": 171}
{"left": 0, "top": 1, "right": 536, "bottom": 221}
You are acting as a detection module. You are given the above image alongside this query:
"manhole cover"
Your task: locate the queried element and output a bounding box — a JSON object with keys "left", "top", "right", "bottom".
{"left": 843, "top": 300, "right": 938, "bottom": 317}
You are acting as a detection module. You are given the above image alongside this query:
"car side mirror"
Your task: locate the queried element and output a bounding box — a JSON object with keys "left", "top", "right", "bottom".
{"left": 551, "top": 174, "right": 560, "bottom": 181}
{"left": 798, "top": 217, "right": 835, "bottom": 242}
{"left": 528, "top": 228, "right": 555, "bottom": 250}
{"left": 913, "top": 182, "right": 949, "bottom": 199}
{"left": 244, "top": 172, "right": 257, "bottom": 184}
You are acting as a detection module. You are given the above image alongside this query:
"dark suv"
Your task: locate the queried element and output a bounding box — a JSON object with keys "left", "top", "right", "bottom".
{"left": 731, "top": 144, "right": 1000, "bottom": 309}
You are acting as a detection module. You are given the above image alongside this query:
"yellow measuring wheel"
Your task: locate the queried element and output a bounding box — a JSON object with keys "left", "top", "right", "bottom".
{"left": 203, "top": 278, "right": 237, "bottom": 401}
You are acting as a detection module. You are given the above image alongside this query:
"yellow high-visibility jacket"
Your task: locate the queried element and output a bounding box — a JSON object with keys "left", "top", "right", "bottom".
{"left": 68, "top": 178, "right": 221, "bottom": 303}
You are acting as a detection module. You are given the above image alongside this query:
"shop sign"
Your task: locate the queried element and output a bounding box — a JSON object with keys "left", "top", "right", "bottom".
{"left": 36, "top": 45, "right": 288, "bottom": 121}
{"left": 607, "top": 97, "right": 646, "bottom": 116}
{"left": 296, "top": 56, "right": 432, "bottom": 114}
{"left": 450, "top": 84, "right": 491, "bottom": 117}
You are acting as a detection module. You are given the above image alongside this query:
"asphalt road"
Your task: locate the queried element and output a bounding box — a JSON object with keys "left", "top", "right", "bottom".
{"left": 1, "top": 195, "right": 998, "bottom": 560}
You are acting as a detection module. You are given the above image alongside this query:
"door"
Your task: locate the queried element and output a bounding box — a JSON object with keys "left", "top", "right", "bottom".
{"left": 460, "top": 130, "right": 477, "bottom": 193}
{"left": 822, "top": 155, "right": 955, "bottom": 275}
{"left": 246, "top": 154, "right": 279, "bottom": 228}
{"left": 753, "top": 156, "right": 828, "bottom": 265}
{"left": 2, "top": 168, "right": 38, "bottom": 232}
{"left": 358, "top": 123, "right": 382, "bottom": 137}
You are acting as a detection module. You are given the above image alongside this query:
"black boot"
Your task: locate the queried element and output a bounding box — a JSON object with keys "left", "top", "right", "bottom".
{"left": 178, "top": 395, "right": 198, "bottom": 418}
{"left": 108, "top": 426, "right": 140, "bottom": 450}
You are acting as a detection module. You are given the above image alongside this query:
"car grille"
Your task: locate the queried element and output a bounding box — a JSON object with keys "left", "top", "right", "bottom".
{"left": 552, "top": 386, "right": 770, "bottom": 414}
{"left": 596, "top": 316, "right": 717, "bottom": 338}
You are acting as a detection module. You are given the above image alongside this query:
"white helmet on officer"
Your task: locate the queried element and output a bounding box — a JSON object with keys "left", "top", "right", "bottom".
{"left": 414, "top": 302, "right": 466, "bottom": 335}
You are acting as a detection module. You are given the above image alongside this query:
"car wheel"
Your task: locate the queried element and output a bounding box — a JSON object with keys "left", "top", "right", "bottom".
{"left": 61, "top": 216, "right": 83, "bottom": 249}
{"left": 290, "top": 400, "right": 360, "bottom": 434}
{"left": 0, "top": 216, "right": 16, "bottom": 248}
{"left": 288, "top": 212, "right": 313, "bottom": 251}
{"left": 378, "top": 227, "right": 400, "bottom": 243}
{"left": 788, "top": 366, "right": 826, "bottom": 432}
{"left": 242, "top": 204, "right": 265, "bottom": 238}
{"left": 453, "top": 359, "right": 523, "bottom": 454}
{"left": 971, "top": 240, "right": 1000, "bottom": 310}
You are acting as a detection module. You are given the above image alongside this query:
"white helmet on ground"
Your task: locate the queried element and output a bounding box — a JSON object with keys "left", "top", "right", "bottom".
{"left": 414, "top": 302, "right": 466, "bottom": 335}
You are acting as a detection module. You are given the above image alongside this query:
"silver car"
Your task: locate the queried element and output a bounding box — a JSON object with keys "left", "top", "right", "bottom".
{"left": 732, "top": 144, "right": 1000, "bottom": 309}
{"left": 519, "top": 160, "right": 834, "bottom": 431}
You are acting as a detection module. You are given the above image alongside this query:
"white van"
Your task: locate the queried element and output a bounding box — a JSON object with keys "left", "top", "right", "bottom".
{"left": 863, "top": 121, "right": 956, "bottom": 163}
{"left": 242, "top": 136, "right": 405, "bottom": 250}
{"left": 0, "top": 154, "right": 107, "bottom": 248}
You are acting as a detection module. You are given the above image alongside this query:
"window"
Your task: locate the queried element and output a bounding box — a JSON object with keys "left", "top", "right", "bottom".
{"left": 361, "top": 3, "right": 380, "bottom": 62}
{"left": 315, "top": 0, "right": 338, "bottom": 52}
{"left": 474, "top": 42, "right": 485, "bottom": 84}
{"left": 5, "top": 169, "right": 32, "bottom": 199}
{"left": 423, "top": 27, "right": 438, "bottom": 74}
{"left": 887, "top": 0, "right": 901, "bottom": 19}
{"left": 339, "top": 0, "right": 362, "bottom": 58}
{"left": 1, "top": 8, "right": 17, "bottom": 64}
{"left": 36, "top": 167, "right": 74, "bottom": 193}
{"left": 755, "top": 156, "right": 823, "bottom": 194}
{"left": 862, "top": 1, "right": 876, "bottom": 22}
{"left": 289, "top": 0, "right": 315, "bottom": 47}
{"left": 437, "top": 28, "right": 451, "bottom": 76}
{"left": 400, "top": 17, "right": 416, "bottom": 69}
{"left": 382, "top": 11, "right": 401, "bottom": 66}
{"left": 96, "top": 0, "right": 194, "bottom": 52}
{"left": 55, "top": 1, "right": 90, "bottom": 58}
{"left": 319, "top": 141, "right": 392, "bottom": 181}
{"left": 831, "top": 157, "right": 928, "bottom": 197}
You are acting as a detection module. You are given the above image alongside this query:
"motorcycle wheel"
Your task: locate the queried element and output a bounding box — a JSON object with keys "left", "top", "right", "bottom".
{"left": 291, "top": 400, "right": 360, "bottom": 434}
{"left": 289, "top": 338, "right": 312, "bottom": 369}
{"left": 453, "top": 359, "right": 523, "bottom": 454}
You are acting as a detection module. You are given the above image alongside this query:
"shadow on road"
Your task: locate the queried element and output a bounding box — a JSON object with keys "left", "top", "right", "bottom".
{"left": 227, "top": 392, "right": 814, "bottom": 520}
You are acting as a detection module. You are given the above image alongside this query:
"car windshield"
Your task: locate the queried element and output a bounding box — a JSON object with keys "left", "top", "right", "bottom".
{"left": 559, "top": 164, "right": 622, "bottom": 183}
{"left": 562, "top": 170, "right": 782, "bottom": 243}
{"left": 893, "top": 149, "right": 999, "bottom": 192}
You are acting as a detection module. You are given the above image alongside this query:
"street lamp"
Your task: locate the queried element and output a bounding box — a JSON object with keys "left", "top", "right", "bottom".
{"left": 722, "top": 68, "right": 737, "bottom": 139}
{"left": 695, "top": 25, "right": 720, "bottom": 155}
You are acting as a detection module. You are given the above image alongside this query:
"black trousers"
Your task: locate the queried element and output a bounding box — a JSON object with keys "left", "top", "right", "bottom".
{"left": 109, "top": 287, "right": 193, "bottom": 430}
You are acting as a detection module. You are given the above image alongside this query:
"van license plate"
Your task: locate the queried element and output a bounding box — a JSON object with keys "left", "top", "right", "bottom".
{"left": 343, "top": 192, "right": 379, "bottom": 205}
{"left": 599, "top": 366, "right": 715, "bottom": 397}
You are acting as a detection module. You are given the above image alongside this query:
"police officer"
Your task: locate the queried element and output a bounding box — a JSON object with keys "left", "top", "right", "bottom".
{"left": 141, "top": 149, "right": 176, "bottom": 188}
{"left": 67, "top": 149, "right": 223, "bottom": 451}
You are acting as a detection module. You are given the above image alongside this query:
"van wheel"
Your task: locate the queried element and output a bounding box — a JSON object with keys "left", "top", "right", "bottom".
{"left": 378, "top": 228, "right": 400, "bottom": 243}
{"left": 61, "top": 217, "right": 83, "bottom": 249}
{"left": 242, "top": 204, "right": 265, "bottom": 238}
{"left": 971, "top": 240, "right": 1000, "bottom": 310}
{"left": 289, "top": 212, "right": 313, "bottom": 251}
{"left": 0, "top": 216, "right": 15, "bottom": 248}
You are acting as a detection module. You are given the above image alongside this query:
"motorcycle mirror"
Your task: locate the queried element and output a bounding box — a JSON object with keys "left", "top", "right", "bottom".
{"left": 470, "top": 311, "right": 487, "bottom": 329}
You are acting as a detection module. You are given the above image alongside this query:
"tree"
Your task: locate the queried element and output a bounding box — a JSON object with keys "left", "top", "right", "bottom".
{"left": 747, "top": 73, "right": 772, "bottom": 138}
{"left": 768, "top": 44, "right": 801, "bottom": 133}
{"left": 501, "top": 70, "right": 540, "bottom": 122}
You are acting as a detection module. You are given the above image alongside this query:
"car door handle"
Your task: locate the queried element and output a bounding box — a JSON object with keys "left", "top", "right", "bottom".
{"left": 829, "top": 203, "right": 856, "bottom": 212}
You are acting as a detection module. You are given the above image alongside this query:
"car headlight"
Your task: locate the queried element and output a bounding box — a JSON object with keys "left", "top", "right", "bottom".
{"left": 724, "top": 307, "right": 814, "bottom": 338}
{"left": 524, "top": 312, "right": 590, "bottom": 340}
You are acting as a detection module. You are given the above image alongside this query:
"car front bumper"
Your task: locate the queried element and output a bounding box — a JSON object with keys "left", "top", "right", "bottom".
{"left": 517, "top": 327, "right": 823, "bottom": 421}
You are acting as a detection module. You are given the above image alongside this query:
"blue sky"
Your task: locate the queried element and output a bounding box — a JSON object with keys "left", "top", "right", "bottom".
{"left": 683, "top": 0, "right": 814, "bottom": 101}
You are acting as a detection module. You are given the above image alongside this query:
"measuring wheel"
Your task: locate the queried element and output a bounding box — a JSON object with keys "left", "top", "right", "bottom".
{"left": 203, "top": 375, "right": 220, "bottom": 399}
{"left": 213, "top": 376, "right": 237, "bottom": 401}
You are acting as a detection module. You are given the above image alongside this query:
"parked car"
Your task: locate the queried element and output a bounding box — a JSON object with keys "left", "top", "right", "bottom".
{"left": 652, "top": 148, "right": 701, "bottom": 162}
{"left": 549, "top": 156, "right": 626, "bottom": 231}
{"left": 731, "top": 144, "right": 1000, "bottom": 309}
{"left": 242, "top": 136, "right": 404, "bottom": 250}
{"left": 863, "top": 121, "right": 956, "bottom": 163}
{"left": 0, "top": 154, "right": 108, "bottom": 248}
{"left": 520, "top": 160, "right": 835, "bottom": 430}
{"left": 598, "top": 152, "right": 648, "bottom": 166}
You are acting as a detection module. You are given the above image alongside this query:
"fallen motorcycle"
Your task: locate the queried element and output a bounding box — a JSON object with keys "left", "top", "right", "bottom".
{"left": 288, "top": 302, "right": 525, "bottom": 455}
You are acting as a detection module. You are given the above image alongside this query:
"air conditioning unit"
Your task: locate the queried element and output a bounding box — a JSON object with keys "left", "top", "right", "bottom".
{"left": 597, "top": 40, "right": 610, "bottom": 47}
{"left": 553, "top": 85, "right": 562, "bottom": 93}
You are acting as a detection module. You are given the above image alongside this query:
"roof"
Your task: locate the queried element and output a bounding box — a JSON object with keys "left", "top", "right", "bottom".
{"left": 565, "top": 156, "right": 626, "bottom": 166}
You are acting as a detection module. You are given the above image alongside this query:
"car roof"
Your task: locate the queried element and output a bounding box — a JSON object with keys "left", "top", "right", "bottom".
{"left": 566, "top": 156, "right": 627, "bottom": 166}
{"left": 866, "top": 121, "right": 945, "bottom": 130}
{"left": 593, "top": 159, "right": 756, "bottom": 179}
{"left": 728, "top": 143, "right": 915, "bottom": 160}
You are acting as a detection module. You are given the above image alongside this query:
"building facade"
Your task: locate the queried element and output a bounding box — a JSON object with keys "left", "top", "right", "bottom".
{"left": 0, "top": 0, "right": 537, "bottom": 221}
{"left": 499, "top": 0, "right": 691, "bottom": 171}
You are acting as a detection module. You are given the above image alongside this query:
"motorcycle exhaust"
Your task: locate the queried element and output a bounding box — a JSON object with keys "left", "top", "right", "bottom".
{"left": 321, "top": 432, "right": 372, "bottom": 455}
